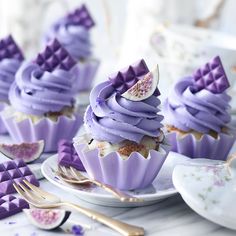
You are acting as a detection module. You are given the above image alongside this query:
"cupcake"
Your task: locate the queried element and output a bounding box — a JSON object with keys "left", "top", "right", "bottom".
{"left": 44, "top": 4, "right": 99, "bottom": 93}
{"left": 163, "top": 56, "right": 236, "bottom": 160}
{"left": 0, "top": 35, "right": 24, "bottom": 134}
{"left": 73, "top": 59, "right": 169, "bottom": 190}
{"left": 2, "top": 39, "right": 83, "bottom": 152}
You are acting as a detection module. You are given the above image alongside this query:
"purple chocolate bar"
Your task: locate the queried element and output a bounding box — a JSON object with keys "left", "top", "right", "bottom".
{"left": 58, "top": 139, "right": 85, "bottom": 171}
{"left": 0, "top": 35, "right": 24, "bottom": 61}
{"left": 65, "top": 4, "right": 95, "bottom": 29}
{"left": 192, "top": 56, "right": 230, "bottom": 93}
{"left": 34, "top": 39, "right": 76, "bottom": 72}
{"left": 0, "top": 159, "right": 39, "bottom": 195}
{"left": 0, "top": 193, "right": 29, "bottom": 219}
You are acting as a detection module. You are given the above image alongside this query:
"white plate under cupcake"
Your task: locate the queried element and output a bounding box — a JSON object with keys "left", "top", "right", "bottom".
{"left": 40, "top": 151, "right": 190, "bottom": 207}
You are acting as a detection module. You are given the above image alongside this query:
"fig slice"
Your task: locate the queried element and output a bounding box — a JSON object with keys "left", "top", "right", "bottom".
{"left": 24, "top": 208, "right": 71, "bottom": 230}
{"left": 121, "top": 65, "right": 159, "bottom": 101}
{"left": 0, "top": 140, "right": 44, "bottom": 163}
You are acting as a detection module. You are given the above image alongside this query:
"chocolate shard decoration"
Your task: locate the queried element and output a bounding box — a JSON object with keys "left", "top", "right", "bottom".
{"left": 0, "top": 35, "right": 24, "bottom": 61}
{"left": 0, "top": 159, "right": 39, "bottom": 195}
{"left": 0, "top": 194, "right": 29, "bottom": 219}
{"left": 34, "top": 39, "right": 76, "bottom": 72}
{"left": 58, "top": 139, "right": 85, "bottom": 171}
{"left": 192, "top": 56, "right": 230, "bottom": 93}
{"left": 109, "top": 59, "right": 150, "bottom": 94}
{"left": 65, "top": 4, "right": 95, "bottom": 29}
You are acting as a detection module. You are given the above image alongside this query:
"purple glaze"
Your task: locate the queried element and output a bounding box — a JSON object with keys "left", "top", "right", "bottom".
{"left": 9, "top": 61, "right": 76, "bottom": 116}
{"left": 0, "top": 194, "right": 29, "bottom": 219}
{"left": 45, "top": 5, "right": 94, "bottom": 61}
{"left": 0, "top": 159, "right": 39, "bottom": 195}
{"left": 192, "top": 56, "right": 229, "bottom": 93}
{"left": 34, "top": 39, "right": 76, "bottom": 72}
{"left": 163, "top": 76, "right": 231, "bottom": 133}
{"left": 84, "top": 59, "right": 163, "bottom": 144}
{"left": 58, "top": 139, "right": 85, "bottom": 171}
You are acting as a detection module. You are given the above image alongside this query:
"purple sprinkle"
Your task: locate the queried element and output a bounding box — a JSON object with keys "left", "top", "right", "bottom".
{"left": 72, "top": 225, "right": 84, "bottom": 236}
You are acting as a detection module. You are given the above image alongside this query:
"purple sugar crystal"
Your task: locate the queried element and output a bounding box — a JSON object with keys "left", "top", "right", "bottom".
{"left": 0, "top": 159, "right": 39, "bottom": 195}
{"left": 109, "top": 59, "right": 150, "bottom": 93}
{"left": 58, "top": 139, "right": 85, "bottom": 171}
{"left": 34, "top": 39, "right": 76, "bottom": 72}
{"left": 0, "top": 35, "right": 24, "bottom": 61}
{"left": 65, "top": 4, "right": 95, "bottom": 29}
{"left": 0, "top": 193, "right": 29, "bottom": 219}
{"left": 192, "top": 56, "right": 230, "bottom": 93}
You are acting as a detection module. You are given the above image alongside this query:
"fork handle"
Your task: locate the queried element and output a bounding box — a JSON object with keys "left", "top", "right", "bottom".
{"left": 92, "top": 180, "right": 141, "bottom": 202}
{"left": 61, "top": 201, "right": 144, "bottom": 236}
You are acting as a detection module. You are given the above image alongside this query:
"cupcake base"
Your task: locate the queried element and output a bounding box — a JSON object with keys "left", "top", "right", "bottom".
{"left": 2, "top": 108, "right": 83, "bottom": 152}
{"left": 166, "top": 127, "right": 236, "bottom": 160}
{"left": 73, "top": 134, "right": 170, "bottom": 190}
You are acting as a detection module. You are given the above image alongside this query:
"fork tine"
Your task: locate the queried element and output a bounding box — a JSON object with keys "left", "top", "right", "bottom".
{"left": 13, "top": 183, "right": 28, "bottom": 199}
{"left": 23, "top": 180, "right": 56, "bottom": 200}
{"left": 18, "top": 182, "right": 43, "bottom": 202}
{"left": 69, "top": 167, "right": 79, "bottom": 179}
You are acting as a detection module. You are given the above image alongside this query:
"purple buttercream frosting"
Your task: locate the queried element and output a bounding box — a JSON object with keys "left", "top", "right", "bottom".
{"left": 163, "top": 76, "right": 231, "bottom": 133}
{"left": 85, "top": 71, "right": 163, "bottom": 144}
{"left": 45, "top": 6, "right": 94, "bottom": 61}
{"left": 9, "top": 61, "right": 76, "bottom": 116}
{"left": 0, "top": 59, "right": 22, "bottom": 102}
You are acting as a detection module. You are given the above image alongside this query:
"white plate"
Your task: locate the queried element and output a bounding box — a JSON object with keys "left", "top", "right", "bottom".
{"left": 173, "top": 158, "right": 236, "bottom": 230}
{"left": 41, "top": 152, "right": 187, "bottom": 207}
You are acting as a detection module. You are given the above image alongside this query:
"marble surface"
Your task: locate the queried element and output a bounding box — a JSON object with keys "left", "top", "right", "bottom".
{"left": 0, "top": 134, "right": 235, "bottom": 235}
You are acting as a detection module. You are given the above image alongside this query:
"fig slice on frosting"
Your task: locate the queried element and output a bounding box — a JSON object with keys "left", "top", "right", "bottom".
{"left": 121, "top": 65, "right": 159, "bottom": 101}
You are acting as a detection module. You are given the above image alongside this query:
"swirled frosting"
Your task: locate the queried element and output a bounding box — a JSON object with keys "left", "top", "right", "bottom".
{"left": 84, "top": 80, "right": 163, "bottom": 144}
{"left": 163, "top": 77, "right": 231, "bottom": 133}
{"left": 0, "top": 59, "right": 22, "bottom": 102}
{"left": 9, "top": 61, "right": 76, "bottom": 116}
{"left": 46, "top": 20, "right": 92, "bottom": 61}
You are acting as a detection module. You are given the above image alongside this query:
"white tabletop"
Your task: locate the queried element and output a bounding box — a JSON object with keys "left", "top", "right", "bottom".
{"left": 0, "top": 134, "right": 236, "bottom": 236}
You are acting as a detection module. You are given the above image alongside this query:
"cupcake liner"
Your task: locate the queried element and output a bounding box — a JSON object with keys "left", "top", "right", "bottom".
{"left": 0, "top": 103, "right": 8, "bottom": 134}
{"left": 73, "top": 58, "right": 100, "bottom": 92}
{"left": 73, "top": 134, "right": 170, "bottom": 190}
{"left": 2, "top": 109, "right": 83, "bottom": 152}
{"left": 166, "top": 129, "right": 236, "bottom": 160}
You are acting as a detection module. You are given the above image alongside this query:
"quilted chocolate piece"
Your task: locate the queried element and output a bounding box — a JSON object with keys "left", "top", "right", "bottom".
{"left": 109, "top": 59, "right": 151, "bottom": 94}
{"left": 34, "top": 39, "right": 76, "bottom": 72}
{"left": 0, "top": 35, "right": 24, "bottom": 61}
{"left": 0, "top": 193, "right": 29, "bottom": 219}
{"left": 192, "top": 56, "right": 230, "bottom": 93}
{"left": 0, "top": 159, "right": 39, "bottom": 195}
{"left": 58, "top": 139, "right": 85, "bottom": 171}
{"left": 65, "top": 4, "right": 95, "bottom": 29}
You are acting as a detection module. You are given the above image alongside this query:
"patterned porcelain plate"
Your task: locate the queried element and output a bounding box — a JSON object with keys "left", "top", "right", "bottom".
{"left": 173, "top": 157, "right": 236, "bottom": 230}
{"left": 41, "top": 152, "right": 186, "bottom": 207}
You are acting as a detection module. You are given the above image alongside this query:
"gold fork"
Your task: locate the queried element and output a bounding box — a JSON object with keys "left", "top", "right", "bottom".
{"left": 13, "top": 180, "right": 144, "bottom": 236}
{"left": 56, "top": 166, "right": 142, "bottom": 203}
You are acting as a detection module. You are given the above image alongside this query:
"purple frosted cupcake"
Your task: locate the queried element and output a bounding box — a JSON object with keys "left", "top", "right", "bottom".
{"left": 44, "top": 4, "right": 99, "bottom": 93}
{"left": 163, "top": 56, "right": 236, "bottom": 160}
{"left": 2, "top": 39, "right": 83, "bottom": 152}
{"left": 0, "top": 35, "right": 24, "bottom": 134}
{"left": 74, "top": 59, "right": 169, "bottom": 190}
